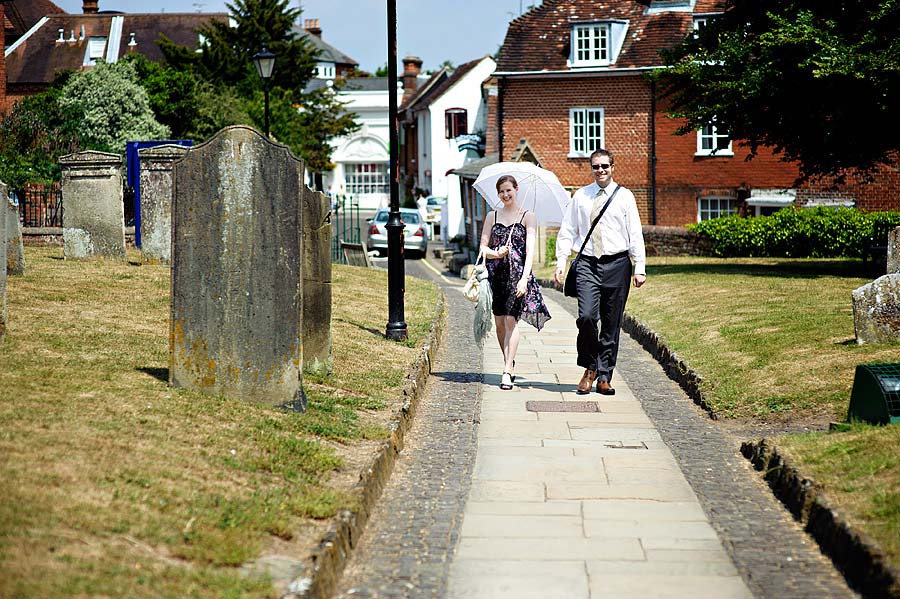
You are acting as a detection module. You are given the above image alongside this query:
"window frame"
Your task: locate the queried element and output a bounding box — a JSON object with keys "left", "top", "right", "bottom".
{"left": 696, "top": 122, "right": 733, "bottom": 156}
{"left": 697, "top": 196, "right": 737, "bottom": 222}
{"left": 569, "top": 107, "right": 605, "bottom": 158}
{"left": 445, "top": 108, "right": 468, "bottom": 139}
{"left": 345, "top": 162, "right": 389, "bottom": 195}
{"left": 572, "top": 23, "right": 610, "bottom": 67}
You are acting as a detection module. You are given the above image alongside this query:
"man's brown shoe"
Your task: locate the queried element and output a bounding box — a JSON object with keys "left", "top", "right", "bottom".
{"left": 576, "top": 369, "right": 597, "bottom": 395}
{"left": 597, "top": 380, "right": 616, "bottom": 396}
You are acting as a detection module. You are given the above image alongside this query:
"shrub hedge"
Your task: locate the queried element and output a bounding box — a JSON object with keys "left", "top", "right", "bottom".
{"left": 687, "top": 207, "right": 900, "bottom": 258}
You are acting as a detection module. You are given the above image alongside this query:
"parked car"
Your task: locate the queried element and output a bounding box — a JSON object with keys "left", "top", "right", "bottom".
{"left": 366, "top": 207, "right": 429, "bottom": 258}
{"left": 424, "top": 195, "right": 445, "bottom": 216}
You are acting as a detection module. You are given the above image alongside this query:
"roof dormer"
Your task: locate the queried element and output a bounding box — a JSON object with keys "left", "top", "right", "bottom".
{"left": 568, "top": 20, "right": 628, "bottom": 68}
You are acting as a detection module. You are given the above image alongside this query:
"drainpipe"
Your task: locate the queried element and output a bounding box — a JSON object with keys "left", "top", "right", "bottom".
{"left": 650, "top": 79, "right": 657, "bottom": 225}
{"left": 497, "top": 76, "right": 505, "bottom": 160}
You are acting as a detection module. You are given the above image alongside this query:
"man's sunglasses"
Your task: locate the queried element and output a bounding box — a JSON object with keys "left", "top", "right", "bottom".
{"left": 591, "top": 163, "right": 613, "bottom": 170}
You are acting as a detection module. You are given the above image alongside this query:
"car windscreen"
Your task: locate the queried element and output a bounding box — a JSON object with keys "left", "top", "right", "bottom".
{"left": 402, "top": 212, "right": 420, "bottom": 224}
{"left": 374, "top": 211, "right": 389, "bottom": 223}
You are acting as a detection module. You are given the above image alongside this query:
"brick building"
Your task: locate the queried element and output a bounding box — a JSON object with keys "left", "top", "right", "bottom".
{"left": 487, "top": 0, "right": 899, "bottom": 227}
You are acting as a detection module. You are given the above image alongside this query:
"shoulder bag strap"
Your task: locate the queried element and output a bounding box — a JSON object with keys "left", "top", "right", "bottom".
{"left": 572, "top": 185, "right": 621, "bottom": 260}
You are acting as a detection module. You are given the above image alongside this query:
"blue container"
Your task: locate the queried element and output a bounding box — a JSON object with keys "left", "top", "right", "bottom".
{"left": 126, "top": 139, "right": 193, "bottom": 247}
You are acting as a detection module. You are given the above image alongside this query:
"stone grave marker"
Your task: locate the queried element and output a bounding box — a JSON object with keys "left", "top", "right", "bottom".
{"left": 170, "top": 126, "right": 306, "bottom": 409}
{"left": 5, "top": 195, "right": 25, "bottom": 275}
{"left": 887, "top": 226, "right": 900, "bottom": 274}
{"left": 139, "top": 144, "right": 190, "bottom": 263}
{"left": 59, "top": 151, "right": 125, "bottom": 260}
{"left": 302, "top": 185, "right": 332, "bottom": 375}
{"left": 854, "top": 233, "right": 900, "bottom": 344}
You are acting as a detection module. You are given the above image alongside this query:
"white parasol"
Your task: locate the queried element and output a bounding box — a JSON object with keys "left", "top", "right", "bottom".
{"left": 472, "top": 161, "right": 571, "bottom": 225}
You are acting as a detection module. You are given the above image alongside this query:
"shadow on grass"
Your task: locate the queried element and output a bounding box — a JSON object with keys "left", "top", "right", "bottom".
{"left": 138, "top": 366, "right": 169, "bottom": 382}
{"left": 648, "top": 258, "right": 872, "bottom": 279}
{"left": 335, "top": 318, "right": 383, "bottom": 338}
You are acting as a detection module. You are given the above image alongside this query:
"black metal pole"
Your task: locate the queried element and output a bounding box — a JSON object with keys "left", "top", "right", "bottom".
{"left": 263, "top": 85, "right": 270, "bottom": 138}
{"left": 385, "top": 0, "right": 407, "bottom": 341}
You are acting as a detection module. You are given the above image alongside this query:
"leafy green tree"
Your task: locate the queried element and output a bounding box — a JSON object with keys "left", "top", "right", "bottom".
{"left": 159, "top": 0, "right": 357, "bottom": 173}
{"left": 58, "top": 60, "right": 169, "bottom": 153}
{"left": 655, "top": 0, "right": 900, "bottom": 181}
{"left": 120, "top": 53, "right": 202, "bottom": 139}
{"left": 0, "top": 75, "right": 83, "bottom": 189}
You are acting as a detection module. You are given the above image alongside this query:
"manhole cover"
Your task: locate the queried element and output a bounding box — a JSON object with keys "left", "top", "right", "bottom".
{"left": 525, "top": 400, "right": 599, "bottom": 413}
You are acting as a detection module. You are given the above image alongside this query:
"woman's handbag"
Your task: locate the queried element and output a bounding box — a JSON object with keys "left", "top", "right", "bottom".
{"left": 563, "top": 185, "right": 621, "bottom": 297}
{"left": 463, "top": 251, "right": 486, "bottom": 303}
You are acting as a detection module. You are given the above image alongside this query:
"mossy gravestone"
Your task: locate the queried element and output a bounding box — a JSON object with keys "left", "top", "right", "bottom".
{"left": 139, "top": 144, "right": 190, "bottom": 264}
{"left": 302, "top": 185, "right": 332, "bottom": 375}
{"left": 853, "top": 228, "right": 900, "bottom": 344}
{"left": 59, "top": 151, "right": 126, "bottom": 260}
{"left": 170, "top": 126, "right": 306, "bottom": 409}
{"left": 5, "top": 195, "right": 24, "bottom": 275}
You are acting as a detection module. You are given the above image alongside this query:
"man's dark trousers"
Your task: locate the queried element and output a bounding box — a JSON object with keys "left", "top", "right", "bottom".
{"left": 573, "top": 252, "right": 631, "bottom": 383}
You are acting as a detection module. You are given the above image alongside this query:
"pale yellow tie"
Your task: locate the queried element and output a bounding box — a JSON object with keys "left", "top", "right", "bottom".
{"left": 589, "top": 188, "right": 606, "bottom": 256}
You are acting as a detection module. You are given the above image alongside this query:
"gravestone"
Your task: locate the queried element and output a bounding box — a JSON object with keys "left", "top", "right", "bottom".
{"left": 59, "top": 151, "right": 125, "bottom": 260}
{"left": 139, "top": 144, "right": 190, "bottom": 263}
{"left": 0, "top": 180, "right": 6, "bottom": 342}
{"left": 854, "top": 227, "right": 900, "bottom": 344}
{"left": 302, "top": 186, "right": 332, "bottom": 375}
{"left": 5, "top": 196, "right": 25, "bottom": 275}
{"left": 887, "top": 226, "right": 900, "bottom": 274}
{"left": 170, "top": 126, "right": 306, "bottom": 409}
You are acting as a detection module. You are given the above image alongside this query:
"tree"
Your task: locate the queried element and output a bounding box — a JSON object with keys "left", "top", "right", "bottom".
{"left": 159, "top": 0, "right": 357, "bottom": 173}
{"left": 0, "top": 78, "right": 83, "bottom": 189}
{"left": 654, "top": 0, "right": 900, "bottom": 181}
{"left": 58, "top": 60, "right": 169, "bottom": 153}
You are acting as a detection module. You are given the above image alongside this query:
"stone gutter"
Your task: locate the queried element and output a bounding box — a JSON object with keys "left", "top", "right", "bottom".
{"left": 536, "top": 276, "right": 899, "bottom": 599}
{"left": 281, "top": 292, "right": 447, "bottom": 599}
{"left": 741, "top": 440, "right": 900, "bottom": 599}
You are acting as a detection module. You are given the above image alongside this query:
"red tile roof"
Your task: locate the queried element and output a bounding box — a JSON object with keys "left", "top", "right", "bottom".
{"left": 401, "top": 56, "right": 491, "bottom": 113}
{"left": 6, "top": 12, "right": 226, "bottom": 85}
{"left": 497, "top": 0, "right": 726, "bottom": 72}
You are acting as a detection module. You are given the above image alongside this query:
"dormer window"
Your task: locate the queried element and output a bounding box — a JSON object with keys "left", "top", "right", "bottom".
{"left": 570, "top": 21, "right": 628, "bottom": 68}
{"left": 315, "top": 62, "right": 336, "bottom": 79}
{"left": 693, "top": 13, "right": 721, "bottom": 32}
{"left": 84, "top": 36, "right": 107, "bottom": 66}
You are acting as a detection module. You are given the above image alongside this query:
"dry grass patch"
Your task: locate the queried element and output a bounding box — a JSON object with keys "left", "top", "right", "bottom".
{"left": 0, "top": 247, "right": 439, "bottom": 598}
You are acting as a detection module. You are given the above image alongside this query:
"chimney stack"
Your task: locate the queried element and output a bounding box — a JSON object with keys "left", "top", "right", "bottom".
{"left": 83, "top": 1, "right": 99, "bottom": 14}
{"left": 402, "top": 56, "right": 423, "bottom": 93}
{"left": 304, "top": 19, "right": 322, "bottom": 38}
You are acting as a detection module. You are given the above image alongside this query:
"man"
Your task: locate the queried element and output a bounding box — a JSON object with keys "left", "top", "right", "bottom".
{"left": 553, "top": 148, "right": 646, "bottom": 395}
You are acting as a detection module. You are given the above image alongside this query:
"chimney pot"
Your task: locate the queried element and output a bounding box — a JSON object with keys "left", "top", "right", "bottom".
{"left": 83, "top": 1, "right": 99, "bottom": 14}
{"left": 402, "top": 56, "right": 423, "bottom": 93}
{"left": 304, "top": 18, "right": 322, "bottom": 38}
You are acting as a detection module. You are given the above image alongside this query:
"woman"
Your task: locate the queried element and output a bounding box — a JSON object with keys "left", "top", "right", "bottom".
{"left": 479, "top": 175, "right": 551, "bottom": 390}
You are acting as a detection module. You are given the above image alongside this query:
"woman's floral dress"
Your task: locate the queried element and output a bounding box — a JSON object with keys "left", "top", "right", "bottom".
{"left": 486, "top": 211, "right": 551, "bottom": 331}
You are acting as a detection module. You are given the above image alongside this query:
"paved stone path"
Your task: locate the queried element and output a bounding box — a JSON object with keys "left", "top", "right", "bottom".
{"left": 335, "top": 258, "right": 858, "bottom": 598}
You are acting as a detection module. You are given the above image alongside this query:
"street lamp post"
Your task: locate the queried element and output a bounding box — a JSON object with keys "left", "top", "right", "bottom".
{"left": 385, "top": 0, "right": 407, "bottom": 341}
{"left": 252, "top": 45, "right": 276, "bottom": 137}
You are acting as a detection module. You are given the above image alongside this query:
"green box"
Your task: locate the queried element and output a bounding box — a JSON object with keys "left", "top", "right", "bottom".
{"left": 847, "top": 363, "right": 900, "bottom": 425}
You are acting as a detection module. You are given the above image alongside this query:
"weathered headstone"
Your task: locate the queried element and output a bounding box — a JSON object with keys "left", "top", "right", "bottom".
{"left": 170, "top": 126, "right": 306, "bottom": 409}
{"left": 5, "top": 196, "right": 24, "bottom": 275}
{"left": 887, "top": 226, "right": 900, "bottom": 274}
{"left": 59, "top": 151, "right": 125, "bottom": 260}
{"left": 302, "top": 186, "right": 332, "bottom": 375}
{"left": 0, "top": 180, "right": 7, "bottom": 342}
{"left": 139, "top": 144, "right": 190, "bottom": 263}
{"left": 852, "top": 274, "right": 900, "bottom": 344}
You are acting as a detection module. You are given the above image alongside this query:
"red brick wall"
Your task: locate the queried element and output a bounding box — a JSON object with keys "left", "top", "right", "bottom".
{"left": 499, "top": 75, "right": 900, "bottom": 226}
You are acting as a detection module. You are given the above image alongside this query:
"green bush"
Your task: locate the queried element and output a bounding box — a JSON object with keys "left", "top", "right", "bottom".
{"left": 545, "top": 235, "right": 557, "bottom": 266}
{"left": 687, "top": 207, "right": 900, "bottom": 258}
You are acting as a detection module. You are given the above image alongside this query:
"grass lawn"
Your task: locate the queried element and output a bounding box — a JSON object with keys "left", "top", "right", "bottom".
{"left": 0, "top": 246, "right": 439, "bottom": 598}
{"left": 622, "top": 257, "right": 898, "bottom": 422}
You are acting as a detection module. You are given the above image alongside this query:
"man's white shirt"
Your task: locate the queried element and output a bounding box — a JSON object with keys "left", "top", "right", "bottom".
{"left": 555, "top": 180, "right": 646, "bottom": 276}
